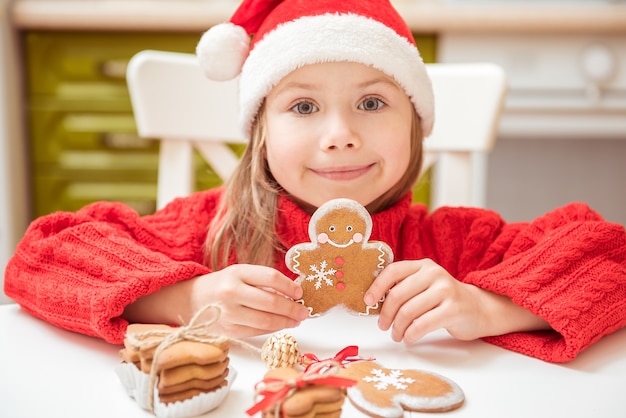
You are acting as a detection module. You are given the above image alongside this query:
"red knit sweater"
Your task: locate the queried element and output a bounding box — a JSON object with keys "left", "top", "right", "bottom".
{"left": 4, "top": 188, "right": 626, "bottom": 362}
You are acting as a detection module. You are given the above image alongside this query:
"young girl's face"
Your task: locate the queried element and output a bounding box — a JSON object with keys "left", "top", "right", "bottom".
{"left": 264, "top": 62, "right": 413, "bottom": 209}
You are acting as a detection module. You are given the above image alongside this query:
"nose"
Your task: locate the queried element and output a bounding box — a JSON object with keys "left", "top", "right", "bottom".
{"left": 319, "top": 111, "right": 361, "bottom": 151}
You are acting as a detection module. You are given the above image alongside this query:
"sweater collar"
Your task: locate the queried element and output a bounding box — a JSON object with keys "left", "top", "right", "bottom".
{"left": 275, "top": 193, "right": 412, "bottom": 252}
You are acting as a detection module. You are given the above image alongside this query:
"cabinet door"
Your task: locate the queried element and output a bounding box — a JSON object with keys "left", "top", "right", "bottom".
{"left": 25, "top": 32, "right": 208, "bottom": 216}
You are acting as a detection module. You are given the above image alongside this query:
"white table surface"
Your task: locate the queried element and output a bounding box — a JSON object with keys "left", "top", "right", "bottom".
{"left": 1, "top": 303, "right": 625, "bottom": 417}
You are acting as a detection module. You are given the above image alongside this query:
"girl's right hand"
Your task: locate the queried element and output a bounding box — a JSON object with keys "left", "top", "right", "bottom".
{"left": 189, "top": 264, "right": 309, "bottom": 338}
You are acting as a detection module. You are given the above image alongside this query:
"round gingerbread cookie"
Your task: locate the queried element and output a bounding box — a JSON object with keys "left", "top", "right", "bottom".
{"left": 285, "top": 198, "right": 393, "bottom": 316}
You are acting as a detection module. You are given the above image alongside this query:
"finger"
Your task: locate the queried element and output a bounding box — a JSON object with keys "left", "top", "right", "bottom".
{"left": 377, "top": 267, "right": 432, "bottom": 331}
{"left": 402, "top": 308, "right": 445, "bottom": 345}
{"left": 388, "top": 288, "right": 441, "bottom": 342}
{"left": 234, "top": 282, "right": 308, "bottom": 322}
{"left": 217, "top": 265, "right": 308, "bottom": 321}
{"left": 364, "top": 260, "right": 426, "bottom": 307}
{"left": 238, "top": 265, "right": 304, "bottom": 300}
{"left": 217, "top": 303, "right": 302, "bottom": 335}
{"left": 259, "top": 292, "right": 309, "bottom": 322}
{"left": 214, "top": 320, "right": 296, "bottom": 340}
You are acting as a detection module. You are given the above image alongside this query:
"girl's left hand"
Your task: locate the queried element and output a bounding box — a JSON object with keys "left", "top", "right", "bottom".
{"left": 363, "top": 259, "right": 550, "bottom": 344}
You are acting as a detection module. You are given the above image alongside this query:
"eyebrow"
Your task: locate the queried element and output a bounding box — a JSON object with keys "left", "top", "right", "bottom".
{"left": 357, "top": 77, "right": 401, "bottom": 91}
{"left": 277, "top": 81, "right": 316, "bottom": 92}
{"left": 274, "top": 76, "right": 401, "bottom": 98}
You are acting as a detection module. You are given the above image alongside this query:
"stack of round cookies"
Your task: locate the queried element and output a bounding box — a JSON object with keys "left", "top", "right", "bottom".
{"left": 116, "top": 323, "right": 234, "bottom": 418}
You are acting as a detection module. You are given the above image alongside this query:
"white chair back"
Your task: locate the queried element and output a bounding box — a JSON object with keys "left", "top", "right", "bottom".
{"left": 425, "top": 62, "right": 507, "bottom": 207}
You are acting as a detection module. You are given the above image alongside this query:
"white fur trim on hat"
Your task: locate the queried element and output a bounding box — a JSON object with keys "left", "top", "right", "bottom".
{"left": 238, "top": 13, "right": 434, "bottom": 139}
{"left": 196, "top": 22, "right": 250, "bottom": 81}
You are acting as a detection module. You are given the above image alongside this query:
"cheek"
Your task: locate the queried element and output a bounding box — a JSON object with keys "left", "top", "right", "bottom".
{"left": 393, "top": 146, "right": 411, "bottom": 174}
{"left": 264, "top": 126, "right": 306, "bottom": 191}
{"left": 381, "top": 134, "right": 412, "bottom": 181}
{"left": 266, "top": 141, "right": 287, "bottom": 166}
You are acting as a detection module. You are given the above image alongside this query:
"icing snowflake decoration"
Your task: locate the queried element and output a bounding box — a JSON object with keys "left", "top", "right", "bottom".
{"left": 306, "top": 260, "right": 337, "bottom": 289}
{"left": 363, "top": 368, "right": 416, "bottom": 391}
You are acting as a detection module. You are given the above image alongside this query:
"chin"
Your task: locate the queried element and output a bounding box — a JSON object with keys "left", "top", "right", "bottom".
{"left": 287, "top": 187, "right": 380, "bottom": 212}
{"left": 319, "top": 194, "right": 375, "bottom": 208}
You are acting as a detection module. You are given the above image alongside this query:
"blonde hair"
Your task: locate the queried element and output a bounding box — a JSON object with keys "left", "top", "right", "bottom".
{"left": 204, "top": 105, "right": 424, "bottom": 270}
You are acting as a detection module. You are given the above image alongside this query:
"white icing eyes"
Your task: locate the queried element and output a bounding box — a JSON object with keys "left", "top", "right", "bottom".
{"left": 329, "top": 225, "right": 354, "bottom": 232}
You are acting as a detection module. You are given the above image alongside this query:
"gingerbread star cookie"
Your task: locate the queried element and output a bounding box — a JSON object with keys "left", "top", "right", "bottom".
{"left": 285, "top": 198, "right": 393, "bottom": 316}
{"left": 340, "top": 361, "right": 465, "bottom": 417}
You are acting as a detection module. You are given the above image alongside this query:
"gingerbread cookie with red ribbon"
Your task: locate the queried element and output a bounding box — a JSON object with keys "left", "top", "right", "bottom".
{"left": 340, "top": 361, "right": 465, "bottom": 416}
{"left": 246, "top": 360, "right": 357, "bottom": 417}
{"left": 285, "top": 198, "right": 393, "bottom": 316}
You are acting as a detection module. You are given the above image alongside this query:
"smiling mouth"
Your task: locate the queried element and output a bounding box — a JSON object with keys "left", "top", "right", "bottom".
{"left": 312, "top": 164, "right": 374, "bottom": 181}
{"left": 327, "top": 239, "right": 354, "bottom": 248}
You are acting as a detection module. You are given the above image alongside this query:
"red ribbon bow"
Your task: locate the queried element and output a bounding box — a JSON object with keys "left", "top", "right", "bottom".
{"left": 302, "top": 345, "right": 374, "bottom": 371}
{"left": 245, "top": 360, "right": 357, "bottom": 416}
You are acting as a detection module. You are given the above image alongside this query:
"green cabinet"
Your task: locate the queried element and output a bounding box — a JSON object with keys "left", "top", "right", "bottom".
{"left": 25, "top": 31, "right": 200, "bottom": 216}
{"left": 24, "top": 31, "right": 436, "bottom": 217}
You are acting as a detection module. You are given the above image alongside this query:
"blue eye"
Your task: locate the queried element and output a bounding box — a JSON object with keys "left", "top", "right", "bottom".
{"left": 358, "top": 97, "right": 385, "bottom": 111}
{"left": 292, "top": 101, "right": 318, "bottom": 115}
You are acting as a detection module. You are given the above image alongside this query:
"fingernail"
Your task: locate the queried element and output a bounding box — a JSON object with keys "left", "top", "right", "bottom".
{"left": 298, "top": 308, "right": 308, "bottom": 321}
{"left": 377, "top": 318, "right": 386, "bottom": 330}
{"left": 294, "top": 287, "right": 303, "bottom": 299}
{"left": 364, "top": 294, "right": 374, "bottom": 306}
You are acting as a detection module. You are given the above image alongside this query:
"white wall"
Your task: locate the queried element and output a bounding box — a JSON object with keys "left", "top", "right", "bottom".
{"left": 438, "top": 32, "right": 626, "bottom": 229}
{"left": 487, "top": 137, "right": 626, "bottom": 227}
{"left": 1, "top": 0, "right": 29, "bottom": 304}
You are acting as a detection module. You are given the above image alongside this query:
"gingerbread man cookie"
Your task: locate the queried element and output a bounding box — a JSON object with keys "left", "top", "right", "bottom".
{"left": 340, "top": 361, "right": 465, "bottom": 417}
{"left": 285, "top": 198, "right": 393, "bottom": 316}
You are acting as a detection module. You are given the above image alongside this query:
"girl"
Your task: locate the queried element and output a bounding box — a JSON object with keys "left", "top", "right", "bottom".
{"left": 5, "top": 0, "right": 626, "bottom": 363}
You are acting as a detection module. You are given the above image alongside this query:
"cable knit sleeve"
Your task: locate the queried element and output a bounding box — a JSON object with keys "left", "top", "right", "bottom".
{"left": 422, "top": 203, "right": 626, "bottom": 363}
{"left": 3, "top": 189, "right": 221, "bottom": 344}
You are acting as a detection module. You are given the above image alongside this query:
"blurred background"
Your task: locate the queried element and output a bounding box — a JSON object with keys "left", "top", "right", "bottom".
{"left": 1, "top": 0, "right": 625, "bottom": 303}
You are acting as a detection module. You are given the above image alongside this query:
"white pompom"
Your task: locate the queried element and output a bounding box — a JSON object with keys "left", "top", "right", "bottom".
{"left": 196, "top": 22, "right": 250, "bottom": 81}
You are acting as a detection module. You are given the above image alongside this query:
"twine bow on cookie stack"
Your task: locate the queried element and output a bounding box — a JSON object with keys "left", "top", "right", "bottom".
{"left": 125, "top": 304, "right": 259, "bottom": 413}
{"left": 246, "top": 360, "right": 357, "bottom": 416}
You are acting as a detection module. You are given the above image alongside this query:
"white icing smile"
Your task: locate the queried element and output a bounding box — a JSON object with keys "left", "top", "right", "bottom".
{"left": 327, "top": 239, "right": 354, "bottom": 248}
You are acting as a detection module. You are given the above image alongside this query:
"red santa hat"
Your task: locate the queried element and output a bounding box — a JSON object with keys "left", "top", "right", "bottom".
{"left": 196, "top": 0, "right": 434, "bottom": 139}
